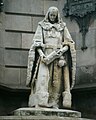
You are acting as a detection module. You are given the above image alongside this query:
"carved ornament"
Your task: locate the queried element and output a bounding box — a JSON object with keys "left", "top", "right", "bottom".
{"left": 63, "top": 0, "right": 96, "bottom": 50}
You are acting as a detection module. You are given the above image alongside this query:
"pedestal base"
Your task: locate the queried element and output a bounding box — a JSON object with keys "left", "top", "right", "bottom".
{"left": 14, "top": 108, "right": 81, "bottom": 118}
{"left": 0, "top": 116, "right": 92, "bottom": 120}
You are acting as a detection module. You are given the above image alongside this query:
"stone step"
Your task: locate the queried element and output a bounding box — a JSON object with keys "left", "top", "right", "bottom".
{"left": 0, "top": 108, "right": 92, "bottom": 120}
{"left": 13, "top": 108, "right": 81, "bottom": 118}
{"left": 0, "top": 116, "right": 92, "bottom": 120}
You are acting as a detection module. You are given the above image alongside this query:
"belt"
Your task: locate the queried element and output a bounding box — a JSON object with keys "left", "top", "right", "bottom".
{"left": 44, "top": 44, "right": 62, "bottom": 49}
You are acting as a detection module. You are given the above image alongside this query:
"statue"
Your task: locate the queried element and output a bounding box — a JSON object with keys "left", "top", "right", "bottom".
{"left": 26, "top": 6, "right": 76, "bottom": 109}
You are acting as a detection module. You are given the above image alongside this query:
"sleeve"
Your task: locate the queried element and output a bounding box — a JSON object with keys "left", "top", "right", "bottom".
{"left": 64, "top": 26, "right": 75, "bottom": 44}
{"left": 64, "top": 25, "right": 76, "bottom": 89}
{"left": 26, "top": 25, "right": 43, "bottom": 86}
{"left": 33, "top": 25, "right": 43, "bottom": 45}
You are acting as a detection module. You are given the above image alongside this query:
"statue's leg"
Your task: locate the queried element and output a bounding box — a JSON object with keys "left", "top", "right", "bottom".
{"left": 48, "top": 61, "right": 61, "bottom": 108}
{"left": 63, "top": 64, "right": 72, "bottom": 108}
{"left": 29, "top": 61, "right": 50, "bottom": 107}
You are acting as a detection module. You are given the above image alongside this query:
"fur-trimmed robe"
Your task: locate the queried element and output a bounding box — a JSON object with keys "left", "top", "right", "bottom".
{"left": 26, "top": 7, "right": 76, "bottom": 107}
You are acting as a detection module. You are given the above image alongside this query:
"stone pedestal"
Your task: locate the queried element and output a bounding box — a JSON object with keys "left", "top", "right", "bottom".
{"left": 14, "top": 108, "right": 81, "bottom": 120}
{"left": 0, "top": 116, "right": 92, "bottom": 120}
{"left": 0, "top": 108, "right": 92, "bottom": 120}
{"left": 13, "top": 108, "right": 81, "bottom": 118}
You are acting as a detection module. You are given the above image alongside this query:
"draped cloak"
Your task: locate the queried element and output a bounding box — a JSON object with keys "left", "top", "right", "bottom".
{"left": 26, "top": 7, "right": 76, "bottom": 107}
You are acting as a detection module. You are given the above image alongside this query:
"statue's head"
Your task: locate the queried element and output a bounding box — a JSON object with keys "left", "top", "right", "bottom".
{"left": 44, "top": 6, "right": 61, "bottom": 24}
{"left": 48, "top": 7, "right": 58, "bottom": 24}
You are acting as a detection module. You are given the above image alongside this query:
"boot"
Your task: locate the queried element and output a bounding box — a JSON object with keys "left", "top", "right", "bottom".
{"left": 62, "top": 91, "right": 71, "bottom": 108}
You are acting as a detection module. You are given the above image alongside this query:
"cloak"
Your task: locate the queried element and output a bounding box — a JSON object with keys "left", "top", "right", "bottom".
{"left": 26, "top": 7, "right": 76, "bottom": 90}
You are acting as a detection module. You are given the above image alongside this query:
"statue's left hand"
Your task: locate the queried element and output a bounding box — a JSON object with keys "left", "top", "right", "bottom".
{"left": 37, "top": 48, "right": 47, "bottom": 63}
{"left": 58, "top": 59, "right": 66, "bottom": 67}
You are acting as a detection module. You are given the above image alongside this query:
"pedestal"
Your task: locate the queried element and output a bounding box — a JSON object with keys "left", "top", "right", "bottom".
{"left": 0, "top": 108, "right": 92, "bottom": 120}
{"left": 14, "top": 108, "right": 81, "bottom": 118}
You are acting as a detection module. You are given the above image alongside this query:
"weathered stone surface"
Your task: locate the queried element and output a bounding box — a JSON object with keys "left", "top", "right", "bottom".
{"left": 22, "top": 33, "right": 34, "bottom": 49}
{"left": 0, "top": 0, "right": 95, "bottom": 118}
{"left": 20, "top": 68, "right": 27, "bottom": 86}
{"left": 62, "top": 18, "right": 79, "bottom": 33}
{"left": 27, "top": 7, "right": 76, "bottom": 109}
{"left": 89, "top": 19, "right": 96, "bottom": 29}
{"left": 4, "top": 49, "right": 28, "bottom": 66}
{"left": 76, "top": 47, "right": 96, "bottom": 67}
{"left": 85, "top": 28, "right": 96, "bottom": 48}
{"left": 14, "top": 108, "right": 81, "bottom": 118}
{"left": 20, "top": 51, "right": 28, "bottom": 66}
{"left": 4, "top": 32, "right": 22, "bottom": 48}
{"left": 0, "top": 116, "right": 92, "bottom": 120}
{"left": 5, "top": 0, "right": 44, "bottom": 15}
{"left": 0, "top": 47, "right": 4, "bottom": 65}
{"left": 5, "top": 15, "right": 32, "bottom": 32}
{"left": 0, "top": 16, "right": 3, "bottom": 30}
{"left": 4, "top": 49, "right": 21, "bottom": 66}
{"left": 33, "top": 16, "right": 44, "bottom": 32}
{"left": 0, "top": 30, "right": 4, "bottom": 47}
{"left": 0, "top": 66, "right": 4, "bottom": 83}
{"left": 58, "top": 0, "right": 66, "bottom": 17}
{"left": 75, "top": 33, "right": 82, "bottom": 50}
{"left": 44, "top": 0, "right": 67, "bottom": 17}
{"left": 0, "top": 13, "right": 5, "bottom": 30}
{"left": 76, "top": 28, "right": 96, "bottom": 50}
{"left": 44, "top": 0, "right": 58, "bottom": 15}
{"left": 70, "top": 32, "right": 76, "bottom": 44}
{"left": 76, "top": 64, "right": 96, "bottom": 86}
{"left": 4, "top": 67, "right": 20, "bottom": 86}
{"left": 60, "top": 0, "right": 78, "bottom": 33}
{"left": 30, "top": 0, "right": 44, "bottom": 15}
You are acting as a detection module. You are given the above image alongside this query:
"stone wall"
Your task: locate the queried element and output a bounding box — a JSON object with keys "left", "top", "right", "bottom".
{"left": 0, "top": 0, "right": 96, "bottom": 118}
{"left": 0, "top": 0, "right": 66, "bottom": 88}
{"left": 1, "top": 0, "right": 96, "bottom": 89}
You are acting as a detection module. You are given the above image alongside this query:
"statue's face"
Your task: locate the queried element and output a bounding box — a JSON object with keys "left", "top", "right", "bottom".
{"left": 48, "top": 10, "right": 58, "bottom": 23}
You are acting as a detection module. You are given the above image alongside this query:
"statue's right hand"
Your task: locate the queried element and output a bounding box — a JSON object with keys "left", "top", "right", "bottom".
{"left": 40, "top": 54, "right": 46, "bottom": 63}
{"left": 37, "top": 48, "right": 46, "bottom": 63}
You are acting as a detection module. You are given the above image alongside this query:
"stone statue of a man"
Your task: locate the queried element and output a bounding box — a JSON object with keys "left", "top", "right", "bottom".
{"left": 26, "top": 6, "right": 76, "bottom": 109}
